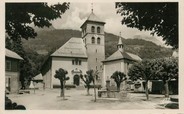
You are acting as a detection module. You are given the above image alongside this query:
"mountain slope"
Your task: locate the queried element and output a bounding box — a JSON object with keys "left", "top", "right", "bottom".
{"left": 133, "top": 34, "right": 164, "bottom": 46}
{"left": 22, "top": 29, "right": 173, "bottom": 59}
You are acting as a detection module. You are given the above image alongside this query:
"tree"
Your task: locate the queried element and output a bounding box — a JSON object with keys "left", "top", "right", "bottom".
{"left": 54, "top": 68, "right": 69, "bottom": 99}
{"left": 111, "top": 71, "right": 127, "bottom": 92}
{"left": 86, "top": 70, "right": 99, "bottom": 102}
{"left": 6, "top": 3, "right": 70, "bottom": 88}
{"left": 6, "top": 3, "right": 70, "bottom": 42}
{"left": 116, "top": 3, "right": 178, "bottom": 49}
{"left": 80, "top": 74, "right": 93, "bottom": 95}
{"left": 154, "top": 58, "right": 178, "bottom": 97}
{"left": 128, "top": 60, "right": 155, "bottom": 100}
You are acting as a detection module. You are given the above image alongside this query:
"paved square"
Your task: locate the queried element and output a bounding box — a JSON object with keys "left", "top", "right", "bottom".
{"left": 6, "top": 89, "right": 170, "bottom": 110}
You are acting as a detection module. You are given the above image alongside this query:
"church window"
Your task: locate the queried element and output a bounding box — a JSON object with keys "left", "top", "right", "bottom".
{"left": 79, "top": 60, "right": 81, "bottom": 65}
{"left": 72, "top": 60, "right": 75, "bottom": 65}
{"left": 72, "top": 59, "right": 82, "bottom": 65}
{"left": 97, "top": 27, "right": 100, "bottom": 33}
{"left": 97, "top": 37, "right": 100, "bottom": 44}
{"left": 96, "top": 58, "right": 97, "bottom": 62}
{"left": 96, "top": 49, "right": 97, "bottom": 53}
{"left": 75, "top": 60, "right": 78, "bottom": 65}
{"left": 91, "top": 26, "right": 95, "bottom": 33}
{"left": 92, "top": 37, "right": 95, "bottom": 44}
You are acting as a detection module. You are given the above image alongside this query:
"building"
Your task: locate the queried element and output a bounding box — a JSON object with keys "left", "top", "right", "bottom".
{"left": 5, "top": 48, "right": 23, "bottom": 93}
{"left": 41, "top": 10, "right": 106, "bottom": 88}
{"left": 41, "top": 38, "right": 88, "bottom": 88}
{"left": 102, "top": 35, "right": 142, "bottom": 87}
{"left": 41, "top": 10, "right": 141, "bottom": 89}
{"left": 32, "top": 73, "right": 44, "bottom": 89}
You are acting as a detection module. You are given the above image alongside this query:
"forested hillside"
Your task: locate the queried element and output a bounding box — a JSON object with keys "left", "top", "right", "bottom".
{"left": 22, "top": 29, "right": 173, "bottom": 76}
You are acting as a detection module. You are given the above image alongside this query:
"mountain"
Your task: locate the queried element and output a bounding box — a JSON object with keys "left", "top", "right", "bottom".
{"left": 22, "top": 29, "right": 173, "bottom": 60}
{"left": 30, "top": 24, "right": 56, "bottom": 31}
{"left": 132, "top": 34, "right": 164, "bottom": 46}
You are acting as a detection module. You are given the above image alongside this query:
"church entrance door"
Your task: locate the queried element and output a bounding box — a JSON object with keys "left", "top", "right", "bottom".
{"left": 73, "top": 75, "right": 80, "bottom": 86}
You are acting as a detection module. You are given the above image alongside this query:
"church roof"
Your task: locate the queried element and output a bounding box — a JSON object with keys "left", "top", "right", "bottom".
{"left": 103, "top": 50, "right": 142, "bottom": 62}
{"left": 5, "top": 48, "right": 23, "bottom": 60}
{"left": 51, "top": 37, "right": 87, "bottom": 58}
{"left": 80, "top": 12, "right": 105, "bottom": 28}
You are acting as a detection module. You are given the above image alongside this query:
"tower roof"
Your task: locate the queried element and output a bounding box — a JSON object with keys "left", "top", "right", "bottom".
{"left": 51, "top": 37, "right": 87, "bottom": 58}
{"left": 87, "top": 12, "right": 104, "bottom": 23}
{"left": 117, "top": 32, "right": 123, "bottom": 45}
{"left": 80, "top": 12, "right": 105, "bottom": 28}
{"left": 118, "top": 37, "right": 123, "bottom": 45}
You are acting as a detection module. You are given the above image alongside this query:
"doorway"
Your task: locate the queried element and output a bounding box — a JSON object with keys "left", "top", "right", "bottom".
{"left": 73, "top": 75, "right": 80, "bottom": 86}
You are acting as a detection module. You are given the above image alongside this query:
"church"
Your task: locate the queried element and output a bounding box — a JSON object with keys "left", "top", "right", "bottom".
{"left": 41, "top": 10, "right": 141, "bottom": 88}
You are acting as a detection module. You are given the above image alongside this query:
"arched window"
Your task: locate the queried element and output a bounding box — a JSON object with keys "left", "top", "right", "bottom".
{"left": 92, "top": 37, "right": 95, "bottom": 44}
{"left": 97, "top": 37, "right": 100, "bottom": 44}
{"left": 97, "top": 27, "right": 100, "bottom": 33}
{"left": 91, "top": 26, "right": 95, "bottom": 33}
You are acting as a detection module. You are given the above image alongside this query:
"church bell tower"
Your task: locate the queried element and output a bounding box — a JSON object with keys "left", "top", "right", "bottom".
{"left": 80, "top": 8, "right": 106, "bottom": 83}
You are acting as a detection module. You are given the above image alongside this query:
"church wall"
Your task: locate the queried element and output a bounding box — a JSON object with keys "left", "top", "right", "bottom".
{"left": 123, "top": 59, "right": 135, "bottom": 77}
{"left": 102, "top": 60, "right": 125, "bottom": 87}
{"left": 43, "top": 68, "right": 52, "bottom": 88}
{"left": 51, "top": 57, "right": 88, "bottom": 87}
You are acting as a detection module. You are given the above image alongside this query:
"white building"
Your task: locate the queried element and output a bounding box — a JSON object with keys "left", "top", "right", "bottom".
{"left": 41, "top": 11, "right": 105, "bottom": 88}
{"left": 102, "top": 36, "right": 142, "bottom": 87}
{"left": 41, "top": 38, "right": 88, "bottom": 88}
{"left": 5, "top": 49, "right": 23, "bottom": 93}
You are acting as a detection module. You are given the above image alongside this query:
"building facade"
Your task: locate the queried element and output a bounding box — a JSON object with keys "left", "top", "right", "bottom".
{"left": 102, "top": 36, "right": 142, "bottom": 87}
{"left": 5, "top": 49, "right": 23, "bottom": 93}
{"left": 42, "top": 38, "right": 88, "bottom": 88}
{"left": 41, "top": 11, "right": 107, "bottom": 88}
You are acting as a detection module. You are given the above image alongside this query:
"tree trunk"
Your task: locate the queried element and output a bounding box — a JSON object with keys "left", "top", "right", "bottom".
{"left": 60, "top": 80, "right": 64, "bottom": 97}
{"left": 21, "top": 80, "right": 25, "bottom": 89}
{"left": 93, "top": 82, "right": 97, "bottom": 102}
{"left": 63, "top": 80, "right": 65, "bottom": 100}
{"left": 117, "top": 83, "right": 121, "bottom": 92}
{"left": 145, "top": 80, "right": 149, "bottom": 100}
{"left": 164, "top": 80, "right": 169, "bottom": 98}
{"left": 87, "top": 85, "right": 90, "bottom": 95}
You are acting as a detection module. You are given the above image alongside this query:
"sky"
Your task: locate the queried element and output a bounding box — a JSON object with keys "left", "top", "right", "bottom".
{"left": 50, "top": 2, "right": 166, "bottom": 45}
